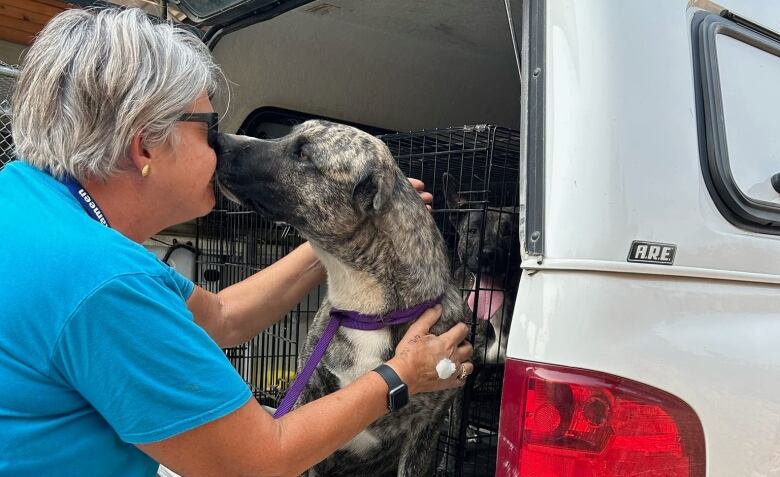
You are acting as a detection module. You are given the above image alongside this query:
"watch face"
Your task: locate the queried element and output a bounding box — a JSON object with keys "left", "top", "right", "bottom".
{"left": 388, "top": 384, "right": 409, "bottom": 411}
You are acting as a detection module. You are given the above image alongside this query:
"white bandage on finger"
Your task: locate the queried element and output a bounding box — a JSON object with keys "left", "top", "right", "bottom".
{"left": 436, "top": 358, "right": 457, "bottom": 379}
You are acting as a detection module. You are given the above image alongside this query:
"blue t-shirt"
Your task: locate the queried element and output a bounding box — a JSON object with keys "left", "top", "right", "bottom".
{"left": 0, "top": 161, "right": 252, "bottom": 476}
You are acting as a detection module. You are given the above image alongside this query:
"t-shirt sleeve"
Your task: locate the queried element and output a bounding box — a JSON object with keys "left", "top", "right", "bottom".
{"left": 49, "top": 273, "right": 252, "bottom": 444}
{"left": 165, "top": 263, "right": 195, "bottom": 302}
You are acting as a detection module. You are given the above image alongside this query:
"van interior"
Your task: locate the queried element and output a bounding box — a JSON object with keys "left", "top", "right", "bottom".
{"left": 196, "top": 2, "right": 524, "bottom": 475}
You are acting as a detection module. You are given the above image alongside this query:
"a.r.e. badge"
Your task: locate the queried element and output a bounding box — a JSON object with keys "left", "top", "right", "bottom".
{"left": 627, "top": 241, "right": 676, "bottom": 265}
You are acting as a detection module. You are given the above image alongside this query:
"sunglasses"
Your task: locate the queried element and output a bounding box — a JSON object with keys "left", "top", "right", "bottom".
{"left": 177, "top": 112, "right": 219, "bottom": 150}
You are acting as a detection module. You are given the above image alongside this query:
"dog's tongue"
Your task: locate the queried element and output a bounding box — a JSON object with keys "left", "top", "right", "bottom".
{"left": 467, "top": 275, "right": 505, "bottom": 321}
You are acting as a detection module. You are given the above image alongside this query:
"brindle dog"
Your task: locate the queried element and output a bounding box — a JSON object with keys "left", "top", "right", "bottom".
{"left": 443, "top": 172, "right": 522, "bottom": 364}
{"left": 215, "top": 120, "right": 467, "bottom": 477}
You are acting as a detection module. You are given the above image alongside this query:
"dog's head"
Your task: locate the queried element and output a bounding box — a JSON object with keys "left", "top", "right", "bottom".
{"left": 443, "top": 173, "right": 521, "bottom": 277}
{"left": 215, "top": 120, "right": 400, "bottom": 242}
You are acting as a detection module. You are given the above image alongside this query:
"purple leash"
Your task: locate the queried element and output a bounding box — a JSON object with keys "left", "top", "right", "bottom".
{"left": 273, "top": 295, "right": 443, "bottom": 418}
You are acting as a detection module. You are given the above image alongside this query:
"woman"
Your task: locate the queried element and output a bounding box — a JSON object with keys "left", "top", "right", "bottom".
{"left": 0, "top": 8, "right": 473, "bottom": 477}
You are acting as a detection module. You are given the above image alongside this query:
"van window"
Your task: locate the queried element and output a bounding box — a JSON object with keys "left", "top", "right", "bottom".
{"left": 176, "top": 0, "right": 302, "bottom": 25}
{"left": 237, "top": 107, "right": 390, "bottom": 139}
{"left": 716, "top": 34, "right": 780, "bottom": 206}
{"left": 696, "top": 13, "right": 780, "bottom": 232}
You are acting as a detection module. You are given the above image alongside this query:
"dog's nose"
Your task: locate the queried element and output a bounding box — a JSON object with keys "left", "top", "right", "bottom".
{"left": 212, "top": 133, "right": 225, "bottom": 164}
{"left": 482, "top": 247, "right": 497, "bottom": 262}
{"left": 215, "top": 133, "right": 232, "bottom": 157}
{"left": 215, "top": 133, "right": 246, "bottom": 171}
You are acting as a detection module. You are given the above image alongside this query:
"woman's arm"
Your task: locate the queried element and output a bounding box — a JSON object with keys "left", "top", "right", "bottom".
{"left": 188, "top": 242, "right": 326, "bottom": 348}
{"left": 138, "top": 308, "right": 474, "bottom": 477}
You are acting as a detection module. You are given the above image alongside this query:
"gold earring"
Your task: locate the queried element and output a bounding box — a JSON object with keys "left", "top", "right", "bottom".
{"left": 141, "top": 164, "right": 151, "bottom": 177}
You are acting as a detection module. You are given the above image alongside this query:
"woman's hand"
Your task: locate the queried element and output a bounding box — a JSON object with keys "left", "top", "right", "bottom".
{"left": 386, "top": 305, "right": 474, "bottom": 395}
{"left": 408, "top": 178, "right": 433, "bottom": 211}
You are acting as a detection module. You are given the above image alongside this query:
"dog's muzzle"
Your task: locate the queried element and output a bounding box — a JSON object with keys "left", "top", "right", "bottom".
{"left": 213, "top": 133, "right": 264, "bottom": 207}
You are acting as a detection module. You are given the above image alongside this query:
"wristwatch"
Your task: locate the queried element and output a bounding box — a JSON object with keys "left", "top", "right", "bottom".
{"left": 373, "top": 363, "right": 409, "bottom": 412}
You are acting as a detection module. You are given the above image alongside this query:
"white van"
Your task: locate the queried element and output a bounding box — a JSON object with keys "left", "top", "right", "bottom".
{"left": 493, "top": 2, "right": 780, "bottom": 476}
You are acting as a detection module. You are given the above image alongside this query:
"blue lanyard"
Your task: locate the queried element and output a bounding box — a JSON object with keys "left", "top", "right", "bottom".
{"left": 60, "top": 176, "right": 111, "bottom": 228}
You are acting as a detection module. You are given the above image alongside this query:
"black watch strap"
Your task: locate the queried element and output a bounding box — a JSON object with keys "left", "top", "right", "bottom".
{"left": 373, "top": 363, "right": 409, "bottom": 412}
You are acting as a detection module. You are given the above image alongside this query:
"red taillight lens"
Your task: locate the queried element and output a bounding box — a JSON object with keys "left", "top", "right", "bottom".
{"left": 497, "top": 359, "right": 705, "bottom": 477}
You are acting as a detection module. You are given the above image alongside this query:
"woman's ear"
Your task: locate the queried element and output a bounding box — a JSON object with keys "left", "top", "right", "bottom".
{"left": 128, "top": 132, "right": 153, "bottom": 176}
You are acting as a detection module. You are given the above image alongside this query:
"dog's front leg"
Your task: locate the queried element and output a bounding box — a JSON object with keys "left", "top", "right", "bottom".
{"left": 398, "top": 393, "right": 456, "bottom": 477}
{"left": 397, "top": 421, "right": 441, "bottom": 477}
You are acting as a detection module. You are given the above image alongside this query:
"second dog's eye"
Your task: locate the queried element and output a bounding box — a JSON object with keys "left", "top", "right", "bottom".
{"left": 468, "top": 227, "right": 478, "bottom": 235}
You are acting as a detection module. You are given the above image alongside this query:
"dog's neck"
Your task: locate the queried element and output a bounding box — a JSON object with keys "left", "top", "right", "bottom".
{"left": 311, "top": 183, "right": 449, "bottom": 315}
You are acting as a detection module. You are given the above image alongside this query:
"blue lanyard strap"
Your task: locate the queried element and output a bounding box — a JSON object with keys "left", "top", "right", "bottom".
{"left": 60, "top": 176, "right": 111, "bottom": 228}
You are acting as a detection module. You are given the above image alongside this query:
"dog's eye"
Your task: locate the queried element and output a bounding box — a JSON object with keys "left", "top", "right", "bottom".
{"left": 468, "top": 227, "right": 478, "bottom": 235}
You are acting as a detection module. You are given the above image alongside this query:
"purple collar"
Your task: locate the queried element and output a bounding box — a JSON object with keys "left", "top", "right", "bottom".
{"left": 273, "top": 295, "right": 443, "bottom": 418}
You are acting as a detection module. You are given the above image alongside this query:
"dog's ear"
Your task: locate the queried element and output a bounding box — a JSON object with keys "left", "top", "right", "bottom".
{"left": 442, "top": 172, "right": 465, "bottom": 228}
{"left": 352, "top": 168, "right": 395, "bottom": 214}
{"left": 443, "top": 172, "right": 465, "bottom": 210}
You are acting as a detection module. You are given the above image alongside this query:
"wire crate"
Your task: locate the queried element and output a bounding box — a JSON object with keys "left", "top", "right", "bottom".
{"left": 196, "top": 202, "right": 323, "bottom": 407}
{"left": 381, "top": 126, "right": 521, "bottom": 476}
{"left": 196, "top": 123, "right": 521, "bottom": 476}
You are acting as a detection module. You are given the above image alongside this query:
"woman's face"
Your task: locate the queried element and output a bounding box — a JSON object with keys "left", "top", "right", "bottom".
{"left": 156, "top": 94, "right": 218, "bottom": 223}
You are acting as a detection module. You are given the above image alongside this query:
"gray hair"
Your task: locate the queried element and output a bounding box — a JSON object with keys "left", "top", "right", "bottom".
{"left": 12, "top": 8, "right": 223, "bottom": 180}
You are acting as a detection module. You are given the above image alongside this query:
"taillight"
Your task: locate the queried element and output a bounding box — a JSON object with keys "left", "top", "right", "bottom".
{"left": 497, "top": 359, "right": 705, "bottom": 476}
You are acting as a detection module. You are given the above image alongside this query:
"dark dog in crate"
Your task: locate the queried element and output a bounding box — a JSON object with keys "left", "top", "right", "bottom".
{"left": 215, "top": 120, "right": 468, "bottom": 477}
{"left": 443, "top": 173, "right": 522, "bottom": 364}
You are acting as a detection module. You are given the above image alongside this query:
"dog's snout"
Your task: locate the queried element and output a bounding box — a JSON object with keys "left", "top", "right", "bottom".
{"left": 215, "top": 133, "right": 260, "bottom": 174}
{"left": 215, "top": 134, "right": 232, "bottom": 169}
{"left": 216, "top": 132, "right": 241, "bottom": 160}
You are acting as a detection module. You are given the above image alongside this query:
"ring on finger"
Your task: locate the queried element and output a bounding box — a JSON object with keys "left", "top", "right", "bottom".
{"left": 457, "top": 363, "right": 471, "bottom": 381}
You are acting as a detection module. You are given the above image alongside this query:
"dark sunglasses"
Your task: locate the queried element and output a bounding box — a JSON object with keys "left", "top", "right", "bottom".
{"left": 177, "top": 112, "right": 219, "bottom": 150}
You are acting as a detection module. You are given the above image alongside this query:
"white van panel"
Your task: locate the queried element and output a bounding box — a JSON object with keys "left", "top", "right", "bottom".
{"left": 541, "top": 0, "right": 780, "bottom": 277}
{"left": 506, "top": 1, "right": 780, "bottom": 474}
